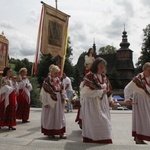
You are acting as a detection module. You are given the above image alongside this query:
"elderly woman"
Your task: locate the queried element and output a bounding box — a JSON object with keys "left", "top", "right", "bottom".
{"left": 0, "top": 67, "right": 17, "bottom": 130}
{"left": 41, "top": 64, "right": 67, "bottom": 139}
{"left": 80, "top": 57, "right": 114, "bottom": 143}
{"left": 124, "top": 62, "right": 150, "bottom": 144}
{"left": 16, "top": 68, "right": 32, "bottom": 123}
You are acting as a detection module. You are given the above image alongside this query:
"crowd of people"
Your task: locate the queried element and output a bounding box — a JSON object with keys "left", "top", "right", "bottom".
{"left": 0, "top": 67, "right": 32, "bottom": 130}
{"left": 1, "top": 48, "right": 150, "bottom": 145}
{"left": 40, "top": 47, "right": 150, "bottom": 145}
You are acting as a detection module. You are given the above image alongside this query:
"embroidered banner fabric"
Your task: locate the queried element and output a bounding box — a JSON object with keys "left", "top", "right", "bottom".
{"left": 41, "top": 3, "right": 70, "bottom": 57}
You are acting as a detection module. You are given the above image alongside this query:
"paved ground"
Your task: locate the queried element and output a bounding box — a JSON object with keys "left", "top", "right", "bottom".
{"left": 0, "top": 108, "right": 150, "bottom": 150}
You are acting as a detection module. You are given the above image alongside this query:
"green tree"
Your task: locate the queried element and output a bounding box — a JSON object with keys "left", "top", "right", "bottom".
{"left": 30, "top": 77, "right": 41, "bottom": 107}
{"left": 63, "top": 37, "right": 74, "bottom": 77}
{"left": 76, "top": 51, "right": 87, "bottom": 77}
{"left": 136, "top": 24, "right": 150, "bottom": 72}
{"left": 98, "top": 45, "right": 117, "bottom": 54}
{"left": 9, "top": 58, "right": 33, "bottom": 76}
{"left": 109, "top": 67, "right": 121, "bottom": 89}
{"left": 13, "top": 58, "right": 32, "bottom": 76}
{"left": 73, "top": 65, "right": 83, "bottom": 95}
{"left": 36, "top": 53, "right": 55, "bottom": 87}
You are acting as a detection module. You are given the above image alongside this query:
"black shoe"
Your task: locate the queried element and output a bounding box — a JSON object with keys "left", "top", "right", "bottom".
{"left": 141, "top": 140, "right": 147, "bottom": 144}
{"left": 48, "top": 135, "right": 55, "bottom": 138}
{"left": 60, "top": 134, "right": 67, "bottom": 139}
{"left": 22, "top": 120, "right": 30, "bottom": 123}
{"left": 9, "top": 127, "right": 16, "bottom": 130}
{"left": 135, "top": 138, "right": 147, "bottom": 144}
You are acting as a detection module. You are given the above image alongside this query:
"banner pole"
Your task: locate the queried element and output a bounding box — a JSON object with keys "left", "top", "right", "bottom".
{"left": 55, "top": 0, "right": 58, "bottom": 9}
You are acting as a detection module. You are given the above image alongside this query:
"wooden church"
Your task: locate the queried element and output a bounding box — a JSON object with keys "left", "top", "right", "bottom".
{"left": 76, "top": 29, "right": 135, "bottom": 89}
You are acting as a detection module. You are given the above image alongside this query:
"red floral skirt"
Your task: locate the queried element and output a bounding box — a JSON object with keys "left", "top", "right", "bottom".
{"left": 16, "top": 89, "right": 30, "bottom": 121}
{"left": 3, "top": 91, "right": 16, "bottom": 127}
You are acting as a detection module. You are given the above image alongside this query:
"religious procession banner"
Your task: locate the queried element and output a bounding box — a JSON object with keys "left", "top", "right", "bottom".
{"left": 0, "top": 33, "right": 9, "bottom": 74}
{"left": 33, "top": 2, "right": 70, "bottom": 75}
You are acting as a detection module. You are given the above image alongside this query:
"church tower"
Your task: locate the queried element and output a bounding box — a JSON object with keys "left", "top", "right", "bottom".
{"left": 116, "top": 29, "right": 135, "bottom": 88}
{"left": 92, "top": 38, "right": 97, "bottom": 57}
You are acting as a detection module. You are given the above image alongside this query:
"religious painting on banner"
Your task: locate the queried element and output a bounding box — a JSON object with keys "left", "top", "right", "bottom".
{"left": 41, "top": 3, "right": 70, "bottom": 58}
{"left": 0, "top": 32, "right": 9, "bottom": 75}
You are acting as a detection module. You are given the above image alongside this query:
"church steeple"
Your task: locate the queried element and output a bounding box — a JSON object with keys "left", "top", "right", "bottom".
{"left": 119, "top": 28, "right": 130, "bottom": 51}
{"left": 93, "top": 38, "right": 97, "bottom": 56}
{"left": 116, "top": 27, "right": 135, "bottom": 88}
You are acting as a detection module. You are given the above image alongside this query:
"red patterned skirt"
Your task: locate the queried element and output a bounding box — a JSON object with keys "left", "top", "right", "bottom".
{"left": 2, "top": 91, "right": 16, "bottom": 127}
{"left": 41, "top": 126, "right": 66, "bottom": 136}
{"left": 16, "top": 89, "right": 30, "bottom": 121}
{"left": 0, "top": 100, "right": 5, "bottom": 126}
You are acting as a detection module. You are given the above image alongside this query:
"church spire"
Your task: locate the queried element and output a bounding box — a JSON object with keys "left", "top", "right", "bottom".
{"left": 119, "top": 27, "right": 130, "bottom": 50}
{"left": 93, "top": 38, "right": 97, "bottom": 56}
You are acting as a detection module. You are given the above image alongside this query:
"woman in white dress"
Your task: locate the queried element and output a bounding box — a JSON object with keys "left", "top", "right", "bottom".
{"left": 0, "top": 67, "right": 17, "bottom": 130}
{"left": 124, "top": 62, "right": 150, "bottom": 144}
{"left": 41, "top": 64, "right": 67, "bottom": 139}
{"left": 16, "top": 68, "right": 32, "bottom": 123}
{"left": 84, "top": 48, "right": 95, "bottom": 75}
{"left": 80, "top": 57, "right": 114, "bottom": 143}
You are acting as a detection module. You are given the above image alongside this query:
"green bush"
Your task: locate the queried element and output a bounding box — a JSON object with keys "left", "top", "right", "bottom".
{"left": 29, "top": 77, "right": 42, "bottom": 108}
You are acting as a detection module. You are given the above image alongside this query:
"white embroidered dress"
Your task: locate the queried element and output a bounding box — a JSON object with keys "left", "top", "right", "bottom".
{"left": 80, "top": 74, "right": 113, "bottom": 143}
{"left": 124, "top": 73, "right": 150, "bottom": 141}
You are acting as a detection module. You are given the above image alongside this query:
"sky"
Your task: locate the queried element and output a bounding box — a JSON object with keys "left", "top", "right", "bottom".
{"left": 0, "top": 0, "right": 150, "bottom": 66}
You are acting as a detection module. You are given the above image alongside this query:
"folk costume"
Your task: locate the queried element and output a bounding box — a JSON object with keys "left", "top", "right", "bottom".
{"left": 124, "top": 72, "right": 150, "bottom": 141}
{"left": 41, "top": 75, "right": 67, "bottom": 136}
{"left": 80, "top": 71, "right": 113, "bottom": 143}
{"left": 16, "top": 75, "right": 32, "bottom": 122}
{"left": 0, "top": 77, "right": 17, "bottom": 129}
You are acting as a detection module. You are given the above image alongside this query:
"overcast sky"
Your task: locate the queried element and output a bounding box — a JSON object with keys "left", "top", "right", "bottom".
{"left": 0, "top": 0, "right": 150, "bottom": 65}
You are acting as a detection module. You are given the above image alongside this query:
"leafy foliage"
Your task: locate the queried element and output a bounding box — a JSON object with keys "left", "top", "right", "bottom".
{"left": 63, "top": 37, "right": 74, "bottom": 77}
{"left": 109, "top": 67, "right": 121, "bottom": 89}
{"left": 98, "top": 45, "right": 117, "bottom": 54}
{"left": 73, "top": 65, "right": 83, "bottom": 95}
{"left": 30, "top": 77, "right": 42, "bottom": 107}
{"left": 36, "top": 53, "right": 56, "bottom": 87}
{"left": 9, "top": 58, "right": 33, "bottom": 76}
{"left": 136, "top": 24, "right": 150, "bottom": 72}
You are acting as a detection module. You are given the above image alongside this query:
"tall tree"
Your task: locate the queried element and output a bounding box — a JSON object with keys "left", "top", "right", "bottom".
{"left": 98, "top": 45, "right": 117, "bottom": 54}
{"left": 63, "top": 37, "right": 74, "bottom": 77}
{"left": 10, "top": 58, "right": 32, "bottom": 76}
{"left": 36, "top": 53, "right": 55, "bottom": 87}
{"left": 73, "top": 65, "right": 83, "bottom": 95}
{"left": 136, "top": 24, "right": 150, "bottom": 72}
{"left": 109, "top": 67, "right": 121, "bottom": 89}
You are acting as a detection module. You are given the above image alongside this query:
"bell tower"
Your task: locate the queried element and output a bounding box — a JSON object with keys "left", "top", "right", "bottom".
{"left": 116, "top": 28, "right": 135, "bottom": 88}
